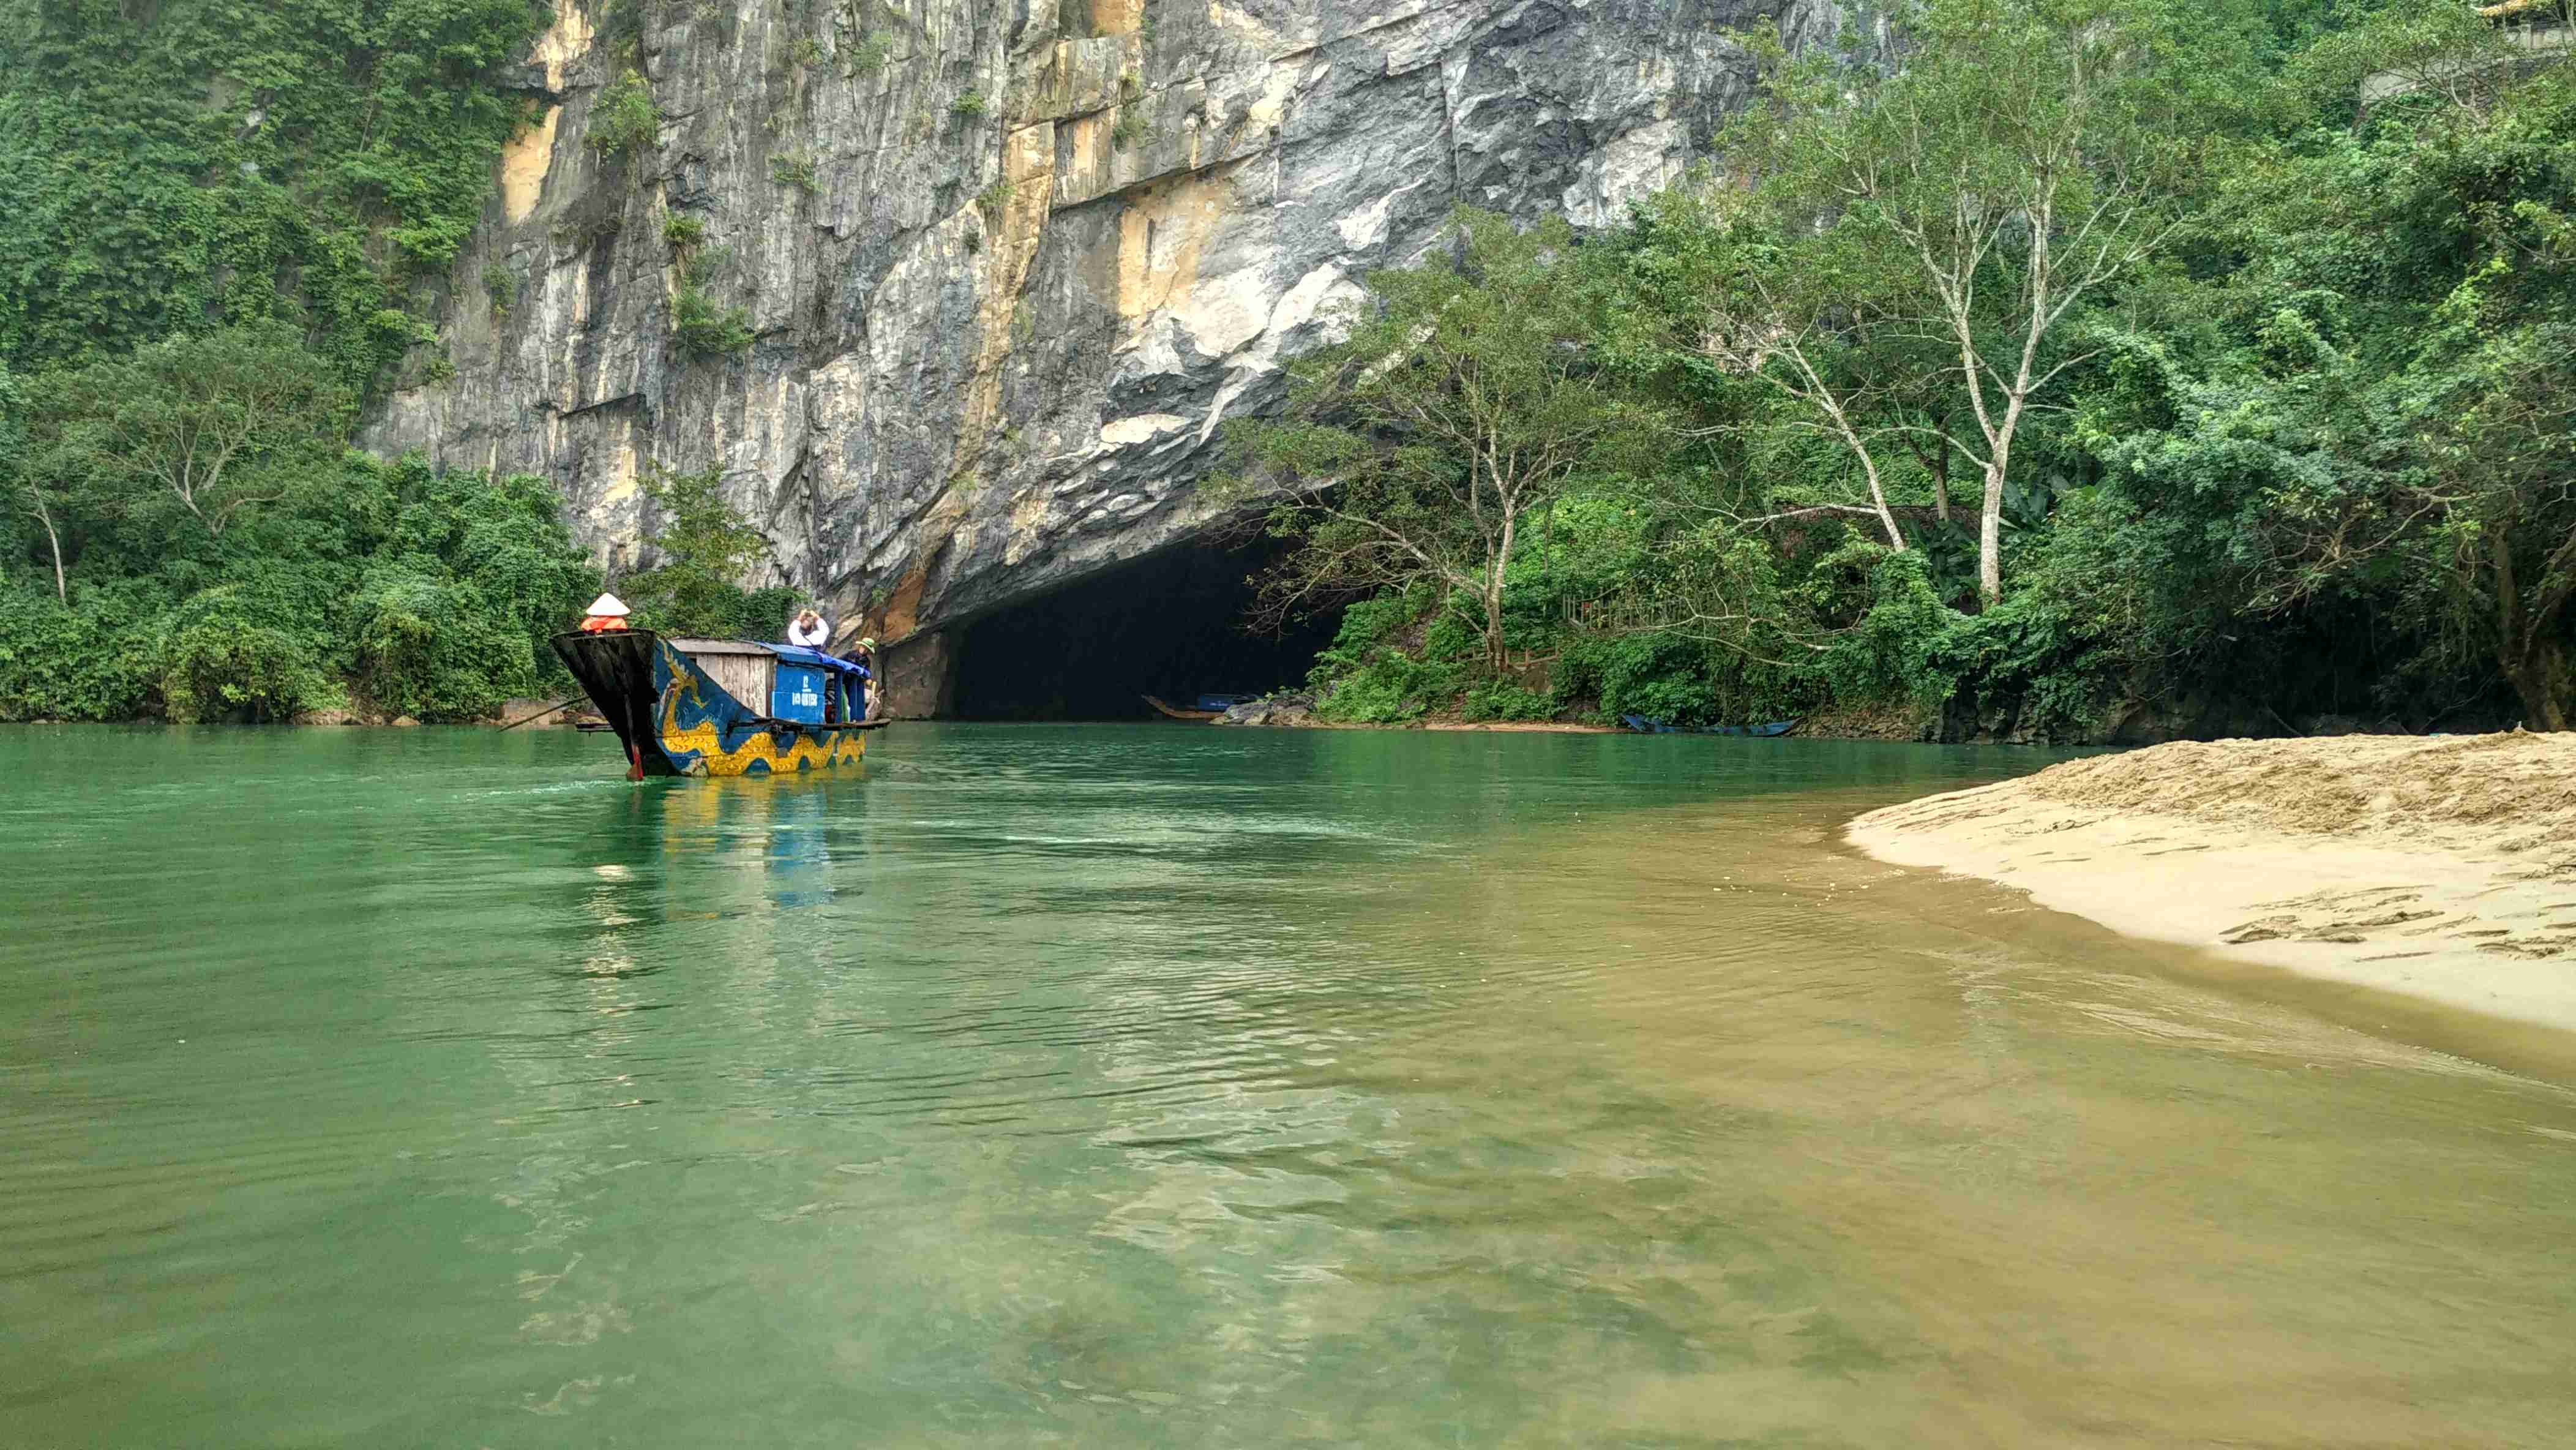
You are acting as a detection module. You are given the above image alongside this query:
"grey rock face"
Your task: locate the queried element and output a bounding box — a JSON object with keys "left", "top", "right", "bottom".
{"left": 1214, "top": 692, "right": 1317, "bottom": 726}
{"left": 364, "top": 0, "right": 1860, "bottom": 657}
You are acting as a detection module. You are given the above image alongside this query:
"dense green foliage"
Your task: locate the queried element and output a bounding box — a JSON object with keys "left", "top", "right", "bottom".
{"left": 620, "top": 464, "right": 802, "bottom": 637}
{"left": 0, "top": 0, "right": 552, "bottom": 393}
{"left": 1221, "top": 214, "right": 1668, "bottom": 676}
{"left": 0, "top": 446, "right": 599, "bottom": 723}
{"left": 672, "top": 276, "right": 756, "bottom": 358}
{"left": 1249, "top": 0, "right": 2576, "bottom": 738}
{"left": 0, "top": 333, "right": 798, "bottom": 721}
{"left": 0, "top": 4, "right": 808, "bottom": 723}
{"left": 587, "top": 67, "right": 657, "bottom": 159}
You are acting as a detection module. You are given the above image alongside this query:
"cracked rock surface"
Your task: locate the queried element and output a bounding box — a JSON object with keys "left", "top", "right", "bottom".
{"left": 363, "top": 0, "right": 1870, "bottom": 647}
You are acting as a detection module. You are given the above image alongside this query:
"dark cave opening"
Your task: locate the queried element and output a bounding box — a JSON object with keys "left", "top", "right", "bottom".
{"left": 948, "top": 535, "right": 1343, "bottom": 720}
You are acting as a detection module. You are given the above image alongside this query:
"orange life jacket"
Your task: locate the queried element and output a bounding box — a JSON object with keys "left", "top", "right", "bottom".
{"left": 580, "top": 615, "right": 627, "bottom": 633}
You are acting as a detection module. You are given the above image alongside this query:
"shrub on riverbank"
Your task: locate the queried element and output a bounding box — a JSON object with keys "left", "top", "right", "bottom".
{"left": 0, "top": 309, "right": 811, "bottom": 726}
{"left": 0, "top": 454, "right": 603, "bottom": 723}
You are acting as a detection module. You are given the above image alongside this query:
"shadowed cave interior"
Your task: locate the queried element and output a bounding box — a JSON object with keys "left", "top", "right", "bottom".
{"left": 948, "top": 535, "right": 1345, "bottom": 720}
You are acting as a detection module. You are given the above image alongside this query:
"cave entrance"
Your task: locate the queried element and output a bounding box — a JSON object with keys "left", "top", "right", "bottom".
{"left": 948, "top": 535, "right": 1341, "bottom": 720}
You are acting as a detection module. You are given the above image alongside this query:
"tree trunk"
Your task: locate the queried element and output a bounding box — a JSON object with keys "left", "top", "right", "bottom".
{"left": 29, "top": 494, "right": 66, "bottom": 604}
{"left": 2503, "top": 644, "right": 2570, "bottom": 731}
{"left": 2501, "top": 606, "right": 2571, "bottom": 732}
{"left": 2537, "top": 637, "right": 2572, "bottom": 732}
{"left": 1976, "top": 463, "right": 2005, "bottom": 606}
{"left": 2490, "top": 524, "right": 2569, "bottom": 730}
{"left": 1486, "top": 506, "right": 1518, "bottom": 674}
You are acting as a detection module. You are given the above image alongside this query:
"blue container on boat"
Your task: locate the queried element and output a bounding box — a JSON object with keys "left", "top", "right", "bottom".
{"left": 771, "top": 664, "right": 827, "bottom": 723}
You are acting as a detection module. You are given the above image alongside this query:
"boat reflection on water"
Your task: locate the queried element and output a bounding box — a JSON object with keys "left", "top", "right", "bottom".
{"left": 651, "top": 772, "right": 853, "bottom": 915}
{"left": 569, "top": 768, "right": 870, "bottom": 990}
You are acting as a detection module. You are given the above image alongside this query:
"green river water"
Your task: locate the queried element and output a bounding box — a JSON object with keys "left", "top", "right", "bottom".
{"left": 3, "top": 723, "right": 2573, "bottom": 1448}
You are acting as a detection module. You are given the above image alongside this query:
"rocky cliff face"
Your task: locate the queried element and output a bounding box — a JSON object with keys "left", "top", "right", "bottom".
{"left": 364, "top": 0, "right": 1865, "bottom": 686}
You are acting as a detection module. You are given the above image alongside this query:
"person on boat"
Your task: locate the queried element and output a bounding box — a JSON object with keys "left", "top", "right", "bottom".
{"left": 786, "top": 607, "right": 830, "bottom": 650}
{"left": 578, "top": 593, "right": 631, "bottom": 633}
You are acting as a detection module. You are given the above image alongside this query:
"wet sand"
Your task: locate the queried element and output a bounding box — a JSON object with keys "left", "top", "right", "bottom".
{"left": 1849, "top": 732, "right": 2576, "bottom": 1032}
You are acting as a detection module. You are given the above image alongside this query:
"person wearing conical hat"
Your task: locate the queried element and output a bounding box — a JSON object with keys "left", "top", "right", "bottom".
{"left": 578, "top": 593, "right": 631, "bottom": 633}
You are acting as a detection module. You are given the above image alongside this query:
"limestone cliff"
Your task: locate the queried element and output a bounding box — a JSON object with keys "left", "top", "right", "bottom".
{"left": 362, "top": 0, "right": 1867, "bottom": 694}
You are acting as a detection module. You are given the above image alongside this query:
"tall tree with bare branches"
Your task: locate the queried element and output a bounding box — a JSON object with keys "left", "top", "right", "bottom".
{"left": 36, "top": 323, "right": 351, "bottom": 539}
{"left": 1715, "top": 0, "right": 2196, "bottom": 603}
{"left": 0, "top": 362, "right": 67, "bottom": 604}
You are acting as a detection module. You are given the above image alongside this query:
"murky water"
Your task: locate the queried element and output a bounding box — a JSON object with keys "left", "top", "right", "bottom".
{"left": 4, "top": 723, "right": 2572, "bottom": 1447}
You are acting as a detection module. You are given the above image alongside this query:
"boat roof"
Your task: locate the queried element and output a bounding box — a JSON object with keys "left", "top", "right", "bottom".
{"left": 667, "top": 637, "right": 773, "bottom": 656}
{"left": 666, "top": 637, "right": 871, "bottom": 677}
{"left": 765, "top": 642, "right": 869, "bottom": 676}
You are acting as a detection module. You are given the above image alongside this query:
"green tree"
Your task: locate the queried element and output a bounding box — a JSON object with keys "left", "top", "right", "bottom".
{"left": 2075, "top": 15, "right": 2576, "bottom": 731}
{"left": 621, "top": 464, "right": 795, "bottom": 636}
{"left": 2417, "top": 321, "right": 2576, "bottom": 729}
{"left": 1223, "top": 211, "right": 1667, "bottom": 673}
{"left": 1717, "top": 0, "right": 2201, "bottom": 604}
{"left": 29, "top": 324, "right": 352, "bottom": 538}
{"left": 588, "top": 69, "right": 659, "bottom": 158}
{"left": 345, "top": 460, "right": 602, "bottom": 718}
{"left": 0, "top": 361, "right": 66, "bottom": 603}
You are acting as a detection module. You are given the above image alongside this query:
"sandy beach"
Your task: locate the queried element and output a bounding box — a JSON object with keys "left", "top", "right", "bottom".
{"left": 1849, "top": 732, "right": 2576, "bottom": 1032}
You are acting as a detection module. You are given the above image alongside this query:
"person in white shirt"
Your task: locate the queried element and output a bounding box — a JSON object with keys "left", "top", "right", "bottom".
{"left": 786, "top": 607, "right": 830, "bottom": 650}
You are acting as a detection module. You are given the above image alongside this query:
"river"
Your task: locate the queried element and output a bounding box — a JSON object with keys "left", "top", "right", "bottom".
{"left": 4, "top": 723, "right": 2572, "bottom": 1446}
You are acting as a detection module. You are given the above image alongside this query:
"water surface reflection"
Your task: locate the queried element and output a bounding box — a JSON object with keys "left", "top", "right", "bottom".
{"left": 1, "top": 723, "right": 2570, "bottom": 1446}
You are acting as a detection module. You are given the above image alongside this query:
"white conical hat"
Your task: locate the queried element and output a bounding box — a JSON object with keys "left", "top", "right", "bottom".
{"left": 585, "top": 593, "right": 630, "bottom": 617}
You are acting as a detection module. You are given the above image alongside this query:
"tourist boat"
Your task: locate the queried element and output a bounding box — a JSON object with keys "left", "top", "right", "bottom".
{"left": 552, "top": 630, "right": 885, "bottom": 778}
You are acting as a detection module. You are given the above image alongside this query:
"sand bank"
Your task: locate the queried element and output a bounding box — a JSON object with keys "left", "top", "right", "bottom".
{"left": 1849, "top": 732, "right": 2576, "bottom": 1032}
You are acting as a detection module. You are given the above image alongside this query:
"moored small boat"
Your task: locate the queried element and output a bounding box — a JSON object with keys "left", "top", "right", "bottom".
{"left": 1619, "top": 714, "right": 1799, "bottom": 737}
{"left": 1143, "top": 694, "right": 1221, "bottom": 721}
{"left": 552, "top": 629, "right": 885, "bottom": 778}
{"left": 1144, "top": 691, "right": 1260, "bottom": 721}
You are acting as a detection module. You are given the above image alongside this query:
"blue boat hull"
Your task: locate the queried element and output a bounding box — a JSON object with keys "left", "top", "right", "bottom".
{"left": 1620, "top": 715, "right": 1797, "bottom": 737}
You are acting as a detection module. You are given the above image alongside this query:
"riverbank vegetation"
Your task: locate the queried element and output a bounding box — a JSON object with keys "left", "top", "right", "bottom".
{"left": 1232, "top": 0, "right": 2576, "bottom": 737}
{"left": 0, "top": 331, "right": 793, "bottom": 721}
{"left": 0, "top": 1, "right": 790, "bottom": 723}
{"left": 4, "top": 0, "right": 2566, "bottom": 734}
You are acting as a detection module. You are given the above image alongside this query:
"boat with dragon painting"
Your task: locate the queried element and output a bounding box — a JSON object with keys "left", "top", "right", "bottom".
{"left": 552, "top": 599, "right": 885, "bottom": 778}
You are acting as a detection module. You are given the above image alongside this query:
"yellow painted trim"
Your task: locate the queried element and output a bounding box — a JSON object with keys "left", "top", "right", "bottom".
{"left": 655, "top": 659, "right": 869, "bottom": 776}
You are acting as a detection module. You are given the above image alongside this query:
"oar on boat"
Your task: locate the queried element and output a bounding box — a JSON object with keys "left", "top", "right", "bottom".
{"left": 496, "top": 696, "right": 586, "bottom": 731}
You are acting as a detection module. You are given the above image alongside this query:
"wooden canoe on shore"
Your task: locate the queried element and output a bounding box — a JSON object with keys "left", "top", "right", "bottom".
{"left": 552, "top": 629, "right": 887, "bottom": 778}
{"left": 1144, "top": 694, "right": 1221, "bottom": 721}
{"left": 1620, "top": 714, "right": 1799, "bottom": 737}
